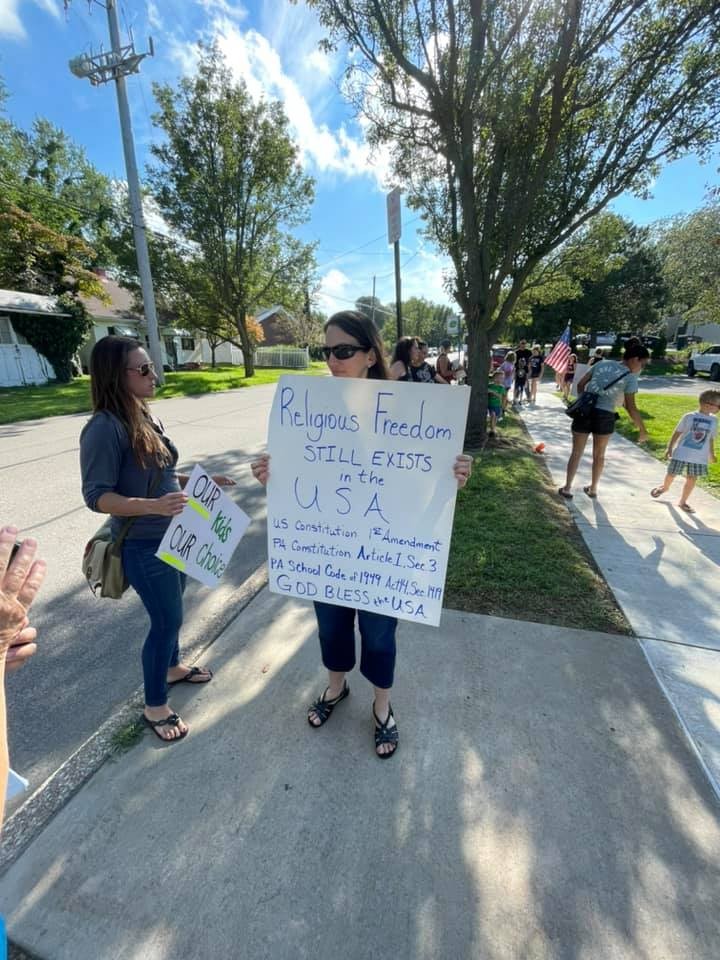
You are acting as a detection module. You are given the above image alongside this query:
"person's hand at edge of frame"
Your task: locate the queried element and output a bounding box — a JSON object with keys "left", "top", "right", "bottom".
{"left": 250, "top": 455, "right": 270, "bottom": 487}
{"left": 0, "top": 527, "right": 47, "bottom": 674}
{"left": 454, "top": 454, "right": 473, "bottom": 489}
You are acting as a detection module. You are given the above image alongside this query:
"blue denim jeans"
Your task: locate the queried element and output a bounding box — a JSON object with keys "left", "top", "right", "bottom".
{"left": 313, "top": 602, "right": 397, "bottom": 689}
{"left": 122, "top": 538, "right": 187, "bottom": 707}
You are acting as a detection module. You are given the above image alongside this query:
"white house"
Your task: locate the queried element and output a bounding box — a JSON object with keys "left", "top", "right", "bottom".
{"left": 0, "top": 289, "right": 60, "bottom": 386}
{"left": 79, "top": 274, "right": 207, "bottom": 372}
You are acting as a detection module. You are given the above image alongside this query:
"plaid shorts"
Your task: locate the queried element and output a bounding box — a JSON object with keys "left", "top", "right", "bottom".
{"left": 667, "top": 459, "right": 707, "bottom": 477}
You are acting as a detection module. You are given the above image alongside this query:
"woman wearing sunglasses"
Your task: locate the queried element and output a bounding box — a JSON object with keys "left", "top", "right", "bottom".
{"left": 390, "top": 336, "right": 446, "bottom": 383}
{"left": 80, "top": 337, "right": 233, "bottom": 743}
{"left": 252, "top": 311, "right": 472, "bottom": 758}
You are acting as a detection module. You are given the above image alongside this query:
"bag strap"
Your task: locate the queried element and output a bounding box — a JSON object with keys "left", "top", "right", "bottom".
{"left": 595, "top": 368, "right": 630, "bottom": 393}
{"left": 112, "top": 469, "right": 165, "bottom": 550}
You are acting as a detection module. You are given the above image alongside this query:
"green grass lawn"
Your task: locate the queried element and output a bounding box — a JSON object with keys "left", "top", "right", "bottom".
{"left": 0, "top": 363, "right": 327, "bottom": 425}
{"left": 446, "top": 415, "right": 631, "bottom": 634}
{"left": 615, "top": 393, "right": 720, "bottom": 494}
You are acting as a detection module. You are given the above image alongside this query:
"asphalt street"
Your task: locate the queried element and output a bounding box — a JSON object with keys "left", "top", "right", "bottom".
{"left": 1, "top": 384, "right": 278, "bottom": 799}
{"left": 639, "top": 373, "right": 712, "bottom": 395}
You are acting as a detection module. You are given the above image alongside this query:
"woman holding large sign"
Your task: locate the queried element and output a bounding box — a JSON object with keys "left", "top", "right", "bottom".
{"left": 252, "top": 312, "right": 472, "bottom": 759}
{"left": 80, "top": 337, "right": 233, "bottom": 743}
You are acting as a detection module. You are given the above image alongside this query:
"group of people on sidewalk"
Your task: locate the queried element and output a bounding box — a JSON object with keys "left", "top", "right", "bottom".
{"left": 4, "top": 322, "right": 717, "bottom": 825}
{"left": 71, "top": 315, "right": 472, "bottom": 758}
{"left": 489, "top": 340, "right": 545, "bottom": 437}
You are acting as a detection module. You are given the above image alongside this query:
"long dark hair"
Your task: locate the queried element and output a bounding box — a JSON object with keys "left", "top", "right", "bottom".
{"left": 392, "top": 336, "right": 417, "bottom": 369}
{"left": 324, "top": 311, "right": 389, "bottom": 380}
{"left": 89, "top": 335, "right": 170, "bottom": 468}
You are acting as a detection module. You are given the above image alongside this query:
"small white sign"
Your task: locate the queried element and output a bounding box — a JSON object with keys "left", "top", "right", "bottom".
{"left": 156, "top": 464, "right": 251, "bottom": 587}
{"left": 387, "top": 186, "right": 402, "bottom": 244}
{"left": 266, "top": 376, "right": 470, "bottom": 626}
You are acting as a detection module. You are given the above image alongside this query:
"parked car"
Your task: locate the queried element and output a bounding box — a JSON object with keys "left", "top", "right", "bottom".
{"left": 687, "top": 345, "right": 720, "bottom": 380}
{"left": 491, "top": 345, "right": 511, "bottom": 369}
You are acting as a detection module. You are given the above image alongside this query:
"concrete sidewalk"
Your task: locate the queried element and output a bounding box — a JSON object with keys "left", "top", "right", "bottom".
{"left": 1, "top": 588, "right": 720, "bottom": 959}
{"left": 521, "top": 385, "right": 720, "bottom": 796}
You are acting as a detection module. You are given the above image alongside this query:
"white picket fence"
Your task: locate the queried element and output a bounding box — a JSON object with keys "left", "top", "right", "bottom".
{"left": 254, "top": 346, "right": 309, "bottom": 369}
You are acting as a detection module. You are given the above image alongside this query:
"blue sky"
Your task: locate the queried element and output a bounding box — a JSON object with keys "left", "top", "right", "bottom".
{"left": 1, "top": 0, "right": 718, "bottom": 317}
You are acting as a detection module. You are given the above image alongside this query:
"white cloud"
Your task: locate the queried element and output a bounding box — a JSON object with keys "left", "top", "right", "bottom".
{"left": 197, "top": 0, "right": 247, "bottom": 21}
{"left": 0, "top": 0, "right": 25, "bottom": 38}
{"left": 0, "top": 0, "right": 60, "bottom": 40}
{"left": 317, "top": 268, "right": 352, "bottom": 315}
{"left": 168, "top": 13, "right": 393, "bottom": 190}
{"left": 147, "top": 0, "right": 163, "bottom": 31}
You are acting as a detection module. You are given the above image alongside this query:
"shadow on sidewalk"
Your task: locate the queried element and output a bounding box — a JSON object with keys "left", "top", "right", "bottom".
{"left": 5, "top": 597, "right": 720, "bottom": 959}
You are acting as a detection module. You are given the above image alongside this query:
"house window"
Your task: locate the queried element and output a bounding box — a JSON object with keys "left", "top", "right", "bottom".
{"left": 0, "top": 316, "right": 13, "bottom": 344}
{"left": 181, "top": 337, "right": 195, "bottom": 351}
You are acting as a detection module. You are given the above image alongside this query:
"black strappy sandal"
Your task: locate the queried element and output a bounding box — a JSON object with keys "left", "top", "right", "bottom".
{"left": 307, "top": 681, "right": 349, "bottom": 728}
{"left": 373, "top": 703, "right": 399, "bottom": 759}
{"left": 167, "top": 666, "right": 213, "bottom": 686}
{"left": 142, "top": 712, "right": 188, "bottom": 743}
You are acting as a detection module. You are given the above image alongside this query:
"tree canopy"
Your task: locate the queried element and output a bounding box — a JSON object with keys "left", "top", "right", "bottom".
{"left": 656, "top": 200, "right": 720, "bottom": 326}
{"left": 147, "top": 44, "right": 317, "bottom": 376}
{"left": 307, "top": 0, "right": 720, "bottom": 440}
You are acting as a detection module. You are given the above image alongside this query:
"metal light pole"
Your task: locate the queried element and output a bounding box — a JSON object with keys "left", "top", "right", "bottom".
{"left": 68, "top": 1, "right": 164, "bottom": 383}
{"left": 386, "top": 187, "right": 403, "bottom": 339}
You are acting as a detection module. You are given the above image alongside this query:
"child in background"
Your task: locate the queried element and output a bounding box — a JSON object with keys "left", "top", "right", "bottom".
{"left": 513, "top": 359, "right": 528, "bottom": 406}
{"left": 488, "top": 371, "right": 506, "bottom": 437}
{"left": 500, "top": 352, "right": 515, "bottom": 411}
{"left": 650, "top": 389, "right": 720, "bottom": 513}
{"left": 561, "top": 354, "right": 577, "bottom": 400}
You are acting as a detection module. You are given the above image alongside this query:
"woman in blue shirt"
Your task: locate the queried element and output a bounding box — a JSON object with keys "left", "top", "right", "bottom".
{"left": 80, "top": 336, "right": 233, "bottom": 742}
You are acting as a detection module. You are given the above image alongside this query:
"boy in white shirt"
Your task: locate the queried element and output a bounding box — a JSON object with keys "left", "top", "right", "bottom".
{"left": 650, "top": 389, "right": 720, "bottom": 513}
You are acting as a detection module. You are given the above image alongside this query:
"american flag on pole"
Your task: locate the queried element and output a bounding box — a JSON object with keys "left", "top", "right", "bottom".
{"left": 545, "top": 323, "right": 572, "bottom": 373}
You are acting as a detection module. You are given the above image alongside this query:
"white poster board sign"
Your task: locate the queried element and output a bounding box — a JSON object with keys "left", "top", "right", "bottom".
{"left": 156, "top": 464, "right": 251, "bottom": 587}
{"left": 266, "top": 375, "right": 470, "bottom": 626}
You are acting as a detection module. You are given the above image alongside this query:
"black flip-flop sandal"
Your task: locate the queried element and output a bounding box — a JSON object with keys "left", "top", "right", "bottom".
{"left": 307, "top": 681, "right": 349, "bottom": 727}
{"left": 167, "top": 666, "right": 213, "bottom": 686}
{"left": 373, "top": 703, "right": 399, "bottom": 759}
{"left": 558, "top": 488, "right": 573, "bottom": 499}
{"left": 583, "top": 486, "right": 597, "bottom": 499}
{"left": 143, "top": 712, "right": 188, "bottom": 743}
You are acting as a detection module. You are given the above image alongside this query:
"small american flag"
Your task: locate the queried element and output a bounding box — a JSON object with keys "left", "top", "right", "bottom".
{"left": 545, "top": 324, "right": 572, "bottom": 373}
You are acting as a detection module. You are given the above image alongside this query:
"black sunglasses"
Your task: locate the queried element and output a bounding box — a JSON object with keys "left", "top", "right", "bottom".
{"left": 417, "top": 341, "right": 427, "bottom": 348}
{"left": 126, "top": 362, "right": 155, "bottom": 377}
{"left": 322, "top": 344, "right": 369, "bottom": 361}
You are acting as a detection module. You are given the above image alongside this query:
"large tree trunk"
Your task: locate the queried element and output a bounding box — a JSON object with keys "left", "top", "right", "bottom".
{"left": 464, "top": 319, "right": 491, "bottom": 447}
{"left": 237, "top": 314, "right": 255, "bottom": 377}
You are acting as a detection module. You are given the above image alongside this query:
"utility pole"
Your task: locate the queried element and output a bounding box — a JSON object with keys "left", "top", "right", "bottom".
{"left": 386, "top": 187, "right": 403, "bottom": 340}
{"left": 371, "top": 275, "right": 376, "bottom": 326}
{"left": 68, "top": 1, "right": 164, "bottom": 383}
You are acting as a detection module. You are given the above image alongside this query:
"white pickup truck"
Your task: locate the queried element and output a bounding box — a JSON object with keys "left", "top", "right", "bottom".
{"left": 687, "top": 345, "right": 720, "bottom": 380}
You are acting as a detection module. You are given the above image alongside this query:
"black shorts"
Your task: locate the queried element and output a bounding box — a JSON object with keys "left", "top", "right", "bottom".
{"left": 571, "top": 408, "right": 616, "bottom": 436}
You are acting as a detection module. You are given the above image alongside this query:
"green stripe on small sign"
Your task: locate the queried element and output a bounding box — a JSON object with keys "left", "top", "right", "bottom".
{"left": 159, "top": 552, "right": 186, "bottom": 571}
{"left": 188, "top": 499, "right": 210, "bottom": 520}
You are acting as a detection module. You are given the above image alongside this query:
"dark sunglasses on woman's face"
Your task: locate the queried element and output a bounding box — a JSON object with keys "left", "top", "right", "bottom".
{"left": 322, "top": 344, "right": 368, "bottom": 361}
{"left": 417, "top": 341, "right": 427, "bottom": 348}
{"left": 126, "top": 361, "right": 155, "bottom": 377}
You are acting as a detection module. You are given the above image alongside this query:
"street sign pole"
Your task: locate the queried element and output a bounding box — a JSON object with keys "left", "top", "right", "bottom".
{"left": 386, "top": 187, "right": 402, "bottom": 340}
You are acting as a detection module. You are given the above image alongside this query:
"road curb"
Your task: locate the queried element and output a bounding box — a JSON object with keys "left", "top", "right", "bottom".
{"left": 0, "top": 563, "right": 268, "bottom": 877}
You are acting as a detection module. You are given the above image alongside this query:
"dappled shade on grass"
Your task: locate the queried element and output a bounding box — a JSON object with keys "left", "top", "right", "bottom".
{"left": 445, "top": 417, "right": 630, "bottom": 634}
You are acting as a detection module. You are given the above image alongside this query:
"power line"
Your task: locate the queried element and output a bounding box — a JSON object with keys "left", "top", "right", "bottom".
{"left": 315, "top": 214, "right": 424, "bottom": 272}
